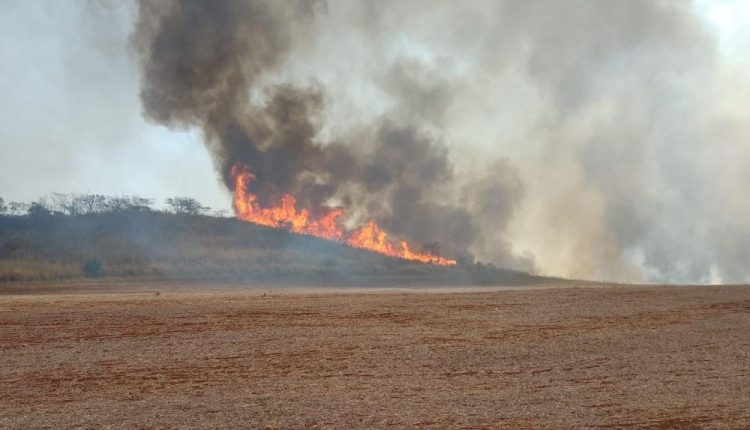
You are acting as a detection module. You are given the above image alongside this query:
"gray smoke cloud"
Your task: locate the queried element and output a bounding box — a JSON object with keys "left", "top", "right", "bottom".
{"left": 133, "top": 0, "right": 498, "bottom": 263}
{"left": 133, "top": 0, "right": 750, "bottom": 282}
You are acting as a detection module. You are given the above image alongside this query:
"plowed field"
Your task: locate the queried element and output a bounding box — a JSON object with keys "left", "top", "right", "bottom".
{"left": 1, "top": 284, "right": 749, "bottom": 428}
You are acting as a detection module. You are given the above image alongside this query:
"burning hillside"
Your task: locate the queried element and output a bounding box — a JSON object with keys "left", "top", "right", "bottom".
{"left": 133, "top": 0, "right": 528, "bottom": 272}
{"left": 231, "top": 164, "right": 456, "bottom": 265}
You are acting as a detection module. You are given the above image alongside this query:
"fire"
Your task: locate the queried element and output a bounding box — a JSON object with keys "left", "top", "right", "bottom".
{"left": 231, "top": 164, "right": 456, "bottom": 266}
{"left": 232, "top": 166, "right": 344, "bottom": 240}
{"left": 345, "top": 220, "right": 456, "bottom": 266}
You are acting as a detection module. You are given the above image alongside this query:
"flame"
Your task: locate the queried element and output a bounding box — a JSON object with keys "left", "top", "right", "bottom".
{"left": 231, "top": 165, "right": 344, "bottom": 240}
{"left": 231, "top": 164, "right": 456, "bottom": 266}
{"left": 345, "top": 220, "right": 457, "bottom": 266}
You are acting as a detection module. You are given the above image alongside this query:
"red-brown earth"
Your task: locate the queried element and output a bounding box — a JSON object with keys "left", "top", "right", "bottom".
{"left": 1, "top": 283, "right": 749, "bottom": 429}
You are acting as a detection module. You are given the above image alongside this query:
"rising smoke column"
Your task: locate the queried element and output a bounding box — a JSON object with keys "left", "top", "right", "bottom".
{"left": 133, "top": 0, "right": 750, "bottom": 282}
{"left": 134, "top": 0, "right": 330, "bottom": 203}
{"left": 306, "top": 0, "right": 750, "bottom": 283}
{"left": 132, "top": 0, "right": 513, "bottom": 264}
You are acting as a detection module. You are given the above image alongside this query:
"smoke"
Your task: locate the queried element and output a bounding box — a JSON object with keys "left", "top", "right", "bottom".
{"left": 133, "top": 0, "right": 750, "bottom": 283}
{"left": 133, "top": 0, "right": 509, "bottom": 264}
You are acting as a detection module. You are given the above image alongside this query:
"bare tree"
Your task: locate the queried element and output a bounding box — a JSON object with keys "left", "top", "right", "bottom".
{"left": 212, "top": 209, "right": 230, "bottom": 218}
{"left": 8, "top": 202, "right": 30, "bottom": 216}
{"left": 165, "top": 197, "right": 210, "bottom": 216}
{"left": 76, "top": 194, "right": 107, "bottom": 214}
{"left": 51, "top": 193, "right": 80, "bottom": 215}
{"left": 105, "top": 196, "right": 132, "bottom": 213}
{"left": 130, "top": 196, "right": 154, "bottom": 212}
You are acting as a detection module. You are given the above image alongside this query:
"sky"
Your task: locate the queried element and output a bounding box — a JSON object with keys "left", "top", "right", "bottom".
{"left": 0, "top": 1, "right": 229, "bottom": 211}
{"left": 1, "top": 0, "right": 749, "bottom": 283}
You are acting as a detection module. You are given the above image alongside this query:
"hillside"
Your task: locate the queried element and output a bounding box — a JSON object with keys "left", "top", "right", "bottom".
{"left": 0, "top": 212, "right": 543, "bottom": 286}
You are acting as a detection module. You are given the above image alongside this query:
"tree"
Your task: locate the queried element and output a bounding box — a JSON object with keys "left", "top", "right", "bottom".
{"left": 104, "top": 195, "right": 154, "bottom": 213}
{"left": 105, "top": 196, "right": 132, "bottom": 213}
{"left": 212, "top": 209, "right": 230, "bottom": 218}
{"left": 0, "top": 197, "right": 6, "bottom": 215}
{"left": 129, "top": 196, "right": 154, "bottom": 212}
{"left": 8, "top": 202, "right": 29, "bottom": 216}
{"left": 165, "top": 197, "right": 210, "bottom": 215}
{"left": 456, "top": 254, "right": 474, "bottom": 267}
{"left": 81, "top": 258, "right": 103, "bottom": 278}
{"left": 76, "top": 194, "right": 107, "bottom": 214}
{"left": 51, "top": 193, "right": 80, "bottom": 215}
{"left": 27, "top": 201, "right": 51, "bottom": 217}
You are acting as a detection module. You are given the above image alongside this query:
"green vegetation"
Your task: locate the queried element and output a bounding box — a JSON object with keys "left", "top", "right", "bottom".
{"left": 81, "top": 258, "right": 104, "bottom": 278}
{"left": 0, "top": 193, "right": 543, "bottom": 286}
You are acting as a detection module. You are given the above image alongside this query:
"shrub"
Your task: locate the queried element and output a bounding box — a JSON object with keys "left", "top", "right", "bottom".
{"left": 82, "top": 258, "right": 104, "bottom": 278}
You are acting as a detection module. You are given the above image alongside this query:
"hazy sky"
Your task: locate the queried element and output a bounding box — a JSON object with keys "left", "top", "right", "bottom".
{"left": 0, "top": 1, "right": 230, "bottom": 211}
{"left": 1, "top": 0, "right": 749, "bottom": 282}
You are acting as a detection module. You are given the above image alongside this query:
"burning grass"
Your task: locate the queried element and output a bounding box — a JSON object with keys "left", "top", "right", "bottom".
{"left": 0, "top": 211, "right": 535, "bottom": 285}
{"left": 231, "top": 164, "right": 457, "bottom": 266}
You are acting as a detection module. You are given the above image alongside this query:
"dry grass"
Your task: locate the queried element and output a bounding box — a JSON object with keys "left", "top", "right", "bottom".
{"left": 1, "top": 283, "right": 749, "bottom": 428}
{"left": 0, "top": 213, "right": 538, "bottom": 285}
{"left": 0, "top": 260, "right": 81, "bottom": 282}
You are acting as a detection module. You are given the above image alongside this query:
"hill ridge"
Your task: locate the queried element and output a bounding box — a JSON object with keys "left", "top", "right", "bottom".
{"left": 0, "top": 212, "right": 547, "bottom": 286}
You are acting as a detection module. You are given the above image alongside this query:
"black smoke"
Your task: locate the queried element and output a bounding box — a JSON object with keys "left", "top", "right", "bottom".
{"left": 132, "top": 0, "right": 517, "bottom": 263}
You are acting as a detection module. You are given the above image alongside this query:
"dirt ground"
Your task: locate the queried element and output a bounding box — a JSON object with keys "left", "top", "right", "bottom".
{"left": 1, "top": 284, "right": 749, "bottom": 429}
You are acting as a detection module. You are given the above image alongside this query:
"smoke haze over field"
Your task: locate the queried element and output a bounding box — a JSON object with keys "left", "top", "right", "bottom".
{"left": 2, "top": 0, "right": 750, "bottom": 283}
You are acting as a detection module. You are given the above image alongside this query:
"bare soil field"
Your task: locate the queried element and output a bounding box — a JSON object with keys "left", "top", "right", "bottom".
{"left": 1, "top": 284, "right": 749, "bottom": 429}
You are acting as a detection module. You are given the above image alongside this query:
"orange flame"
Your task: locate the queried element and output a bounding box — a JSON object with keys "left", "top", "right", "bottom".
{"left": 231, "top": 164, "right": 456, "bottom": 266}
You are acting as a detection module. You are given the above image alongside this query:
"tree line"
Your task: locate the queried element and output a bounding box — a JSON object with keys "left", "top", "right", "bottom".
{"left": 0, "top": 194, "right": 230, "bottom": 217}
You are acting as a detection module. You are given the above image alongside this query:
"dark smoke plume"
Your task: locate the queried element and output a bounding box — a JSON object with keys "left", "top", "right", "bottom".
{"left": 133, "top": 0, "right": 516, "bottom": 263}
{"left": 134, "top": 0, "right": 749, "bottom": 283}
